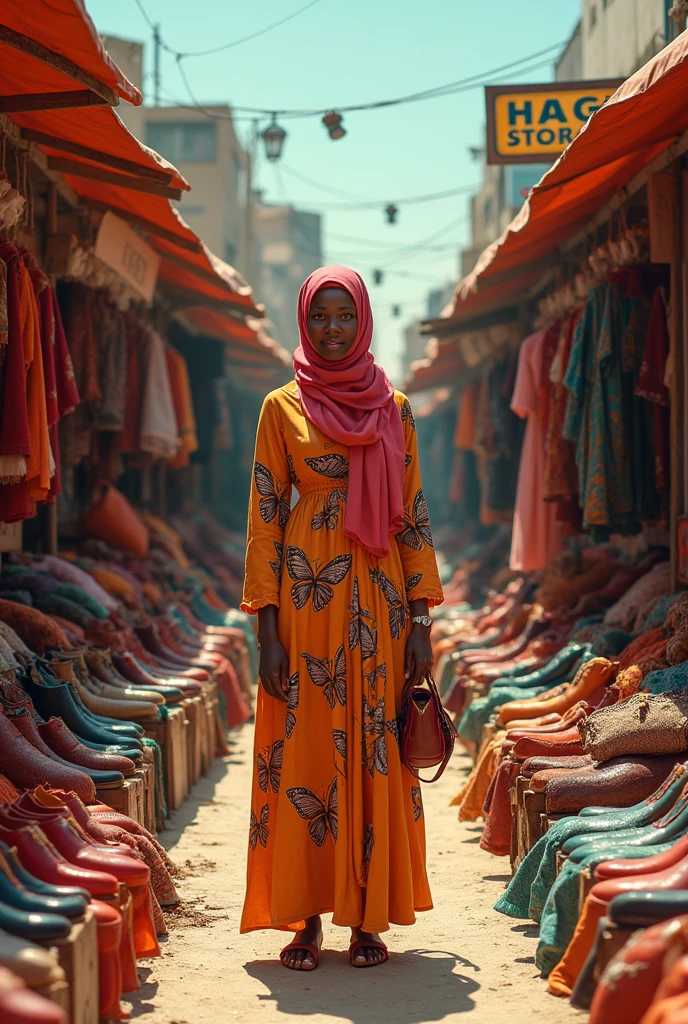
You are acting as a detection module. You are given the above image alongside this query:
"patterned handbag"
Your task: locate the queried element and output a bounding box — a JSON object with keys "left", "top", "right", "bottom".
{"left": 399, "top": 672, "right": 456, "bottom": 783}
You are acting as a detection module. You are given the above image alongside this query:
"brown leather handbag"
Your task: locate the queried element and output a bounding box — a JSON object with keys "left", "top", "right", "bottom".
{"left": 399, "top": 672, "right": 456, "bottom": 783}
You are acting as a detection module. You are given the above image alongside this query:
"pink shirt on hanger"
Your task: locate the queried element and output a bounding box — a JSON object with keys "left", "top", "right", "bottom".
{"left": 509, "top": 329, "right": 563, "bottom": 572}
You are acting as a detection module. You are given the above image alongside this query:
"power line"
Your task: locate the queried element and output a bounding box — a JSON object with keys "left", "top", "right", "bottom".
{"left": 278, "top": 165, "right": 480, "bottom": 209}
{"left": 177, "top": 48, "right": 565, "bottom": 119}
{"left": 134, "top": 0, "right": 325, "bottom": 57}
{"left": 134, "top": 0, "right": 567, "bottom": 123}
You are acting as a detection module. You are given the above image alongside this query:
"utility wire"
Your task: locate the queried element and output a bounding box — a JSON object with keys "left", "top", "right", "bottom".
{"left": 133, "top": 0, "right": 567, "bottom": 122}
{"left": 177, "top": 48, "right": 565, "bottom": 119}
{"left": 279, "top": 164, "right": 480, "bottom": 209}
{"left": 134, "top": 0, "right": 325, "bottom": 57}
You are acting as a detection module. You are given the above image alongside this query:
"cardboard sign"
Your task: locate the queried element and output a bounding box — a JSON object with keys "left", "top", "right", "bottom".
{"left": 94, "top": 211, "right": 160, "bottom": 302}
{"left": 485, "top": 81, "right": 623, "bottom": 165}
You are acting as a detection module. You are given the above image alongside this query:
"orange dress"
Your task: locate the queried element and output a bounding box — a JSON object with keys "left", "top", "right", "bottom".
{"left": 240, "top": 381, "right": 444, "bottom": 934}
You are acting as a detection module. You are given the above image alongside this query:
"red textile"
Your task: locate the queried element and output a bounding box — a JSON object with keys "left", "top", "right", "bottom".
{"left": 293, "top": 266, "right": 405, "bottom": 557}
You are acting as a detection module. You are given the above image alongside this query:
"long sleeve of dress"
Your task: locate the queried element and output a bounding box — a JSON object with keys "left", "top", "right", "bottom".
{"left": 241, "top": 392, "right": 292, "bottom": 614}
{"left": 395, "top": 396, "right": 444, "bottom": 608}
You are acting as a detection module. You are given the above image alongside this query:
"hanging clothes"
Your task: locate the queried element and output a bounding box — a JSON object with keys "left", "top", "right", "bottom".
{"left": 166, "top": 347, "right": 199, "bottom": 470}
{"left": 138, "top": 326, "right": 179, "bottom": 460}
{"left": 544, "top": 310, "right": 582, "bottom": 532}
{"left": 509, "top": 330, "right": 563, "bottom": 572}
{"left": 635, "top": 286, "right": 670, "bottom": 497}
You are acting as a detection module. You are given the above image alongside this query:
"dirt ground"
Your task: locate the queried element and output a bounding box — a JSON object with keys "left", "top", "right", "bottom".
{"left": 129, "top": 725, "right": 583, "bottom": 1024}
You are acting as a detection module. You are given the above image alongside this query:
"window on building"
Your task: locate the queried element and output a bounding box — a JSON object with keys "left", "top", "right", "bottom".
{"left": 590, "top": 3, "right": 598, "bottom": 30}
{"left": 145, "top": 121, "right": 217, "bottom": 163}
{"left": 224, "top": 240, "right": 237, "bottom": 265}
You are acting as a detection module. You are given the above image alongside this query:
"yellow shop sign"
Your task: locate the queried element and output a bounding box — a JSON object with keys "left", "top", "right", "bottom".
{"left": 485, "top": 81, "right": 623, "bottom": 164}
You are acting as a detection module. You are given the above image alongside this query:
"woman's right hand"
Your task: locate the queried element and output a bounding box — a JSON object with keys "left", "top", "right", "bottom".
{"left": 257, "top": 605, "right": 288, "bottom": 703}
{"left": 258, "top": 637, "right": 289, "bottom": 703}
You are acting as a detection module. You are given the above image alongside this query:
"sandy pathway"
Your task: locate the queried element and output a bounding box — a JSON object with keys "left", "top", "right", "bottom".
{"left": 130, "top": 725, "right": 583, "bottom": 1023}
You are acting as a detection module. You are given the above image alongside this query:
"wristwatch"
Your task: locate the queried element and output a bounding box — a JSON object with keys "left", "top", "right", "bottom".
{"left": 411, "top": 615, "right": 432, "bottom": 628}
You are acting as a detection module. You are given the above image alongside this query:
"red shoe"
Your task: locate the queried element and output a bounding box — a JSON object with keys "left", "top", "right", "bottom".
{"left": 0, "top": 824, "right": 118, "bottom": 897}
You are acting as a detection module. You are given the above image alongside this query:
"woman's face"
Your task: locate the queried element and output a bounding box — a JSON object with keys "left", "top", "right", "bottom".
{"left": 306, "top": 286, "right": 358, "bottom": 361}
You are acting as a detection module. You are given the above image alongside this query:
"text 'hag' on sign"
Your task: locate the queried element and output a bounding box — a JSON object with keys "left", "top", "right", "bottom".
{"left": 485, "top": 80, "right": 623, "bottom": 165}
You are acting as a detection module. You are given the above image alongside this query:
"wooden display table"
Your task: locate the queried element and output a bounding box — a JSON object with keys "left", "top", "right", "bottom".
{"left": 95, "top": 777, "right": 141, "bottom": 822}
{"left": 38, "top": 907, "right": 98, "bottom": 1024}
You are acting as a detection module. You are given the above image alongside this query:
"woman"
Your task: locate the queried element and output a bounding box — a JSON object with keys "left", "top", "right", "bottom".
{"left": 240, "top": 266, "right": 443, "bottom": 970}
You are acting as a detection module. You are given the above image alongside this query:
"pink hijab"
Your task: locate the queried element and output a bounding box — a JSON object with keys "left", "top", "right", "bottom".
{"left": 293, "top": 266, "right": 405, "bottom": 557}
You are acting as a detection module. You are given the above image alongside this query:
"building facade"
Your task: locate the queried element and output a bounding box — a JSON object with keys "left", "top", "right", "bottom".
{"left": 253, "top": 204, "right": 323, "bottom": 353}
{"left": 582, "top": 0, "right": 667, "bottom": 78}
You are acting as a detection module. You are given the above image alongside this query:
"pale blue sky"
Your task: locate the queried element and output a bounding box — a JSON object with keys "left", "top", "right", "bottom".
{"left": 87, "top": 0, "right": 580, "bottom": 381}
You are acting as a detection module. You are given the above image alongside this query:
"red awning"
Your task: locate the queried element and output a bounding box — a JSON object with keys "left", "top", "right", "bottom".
{"left": 452, "top": 31, "right": 688, "bottom": 317}
{"left": 0, "top": 2, "right": 141, "bottom": 106}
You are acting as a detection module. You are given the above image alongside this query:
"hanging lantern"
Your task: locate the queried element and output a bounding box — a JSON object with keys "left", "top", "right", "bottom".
{"left": 322, "top": 111, "right": 346, "bottom": 140}
{"left": 385, "top": 204, "right": 398, "bottom": 224}
{"left": 391, "top": 304, "right": 401, "bottom": 318}
{"left": 373, "top": 268, "right": 384, "bottom": 285}
{"left": 261, "top": 117, "right": 287, "bottom": 162}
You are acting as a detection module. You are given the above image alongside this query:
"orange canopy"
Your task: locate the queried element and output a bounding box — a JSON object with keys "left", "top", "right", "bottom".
{"left": 1, "top": 1, "right": 141, "bottom": 106}
{"left": 405, "top": 340, "right": 465, "bottom": 394}
{"left": 452, "top": 30, "right": 688, "bottom": 317}
{"left": 1, "top": 3, "right": 264, "bottom": 319}
{"left": 185, "top": 308, "right": 290, "bottom": 367}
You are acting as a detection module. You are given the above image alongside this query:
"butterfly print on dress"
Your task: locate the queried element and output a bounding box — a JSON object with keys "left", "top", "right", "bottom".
{"left": 362, "top": 823, "right": 374, "bottom": 882}
{"left": 287, "top": 547, "right": 352, "bottom": 612}
{"left": 311, "top": 490, "right": 346, "bottom": 531}
{"left": 253, "top": 462, "right": 290, "bottom": 528}
{"left": 286, "top": 454, "right": 300, "bottom": 486}
{"left": 285, "top": 671, "right": 299, "bottom": 739}
{"left": 401, "top": 400, "right": 416, "bottom": 430}
{"left": 249, "top": 803, "right": 269, "bottom": 850}
{"left": 369, "top": 567, "right": 408, "bottom": 640}
{"left": 304, "top": 453, "right": 349, "bottom": 479}
{"left": 362, "top": 694, "right": 389, "bottom": 777}
{"left": 257, "top": 740, "right": 283, "bottom": 794}
{"left": 269, "top": 542, "right": 284, "bottom": 586}
{"left": 411, "top": 786, "right": 423, "bottom": 822}
{"left": 348, "top": 577, "right": 378, "bottom": 659}
{"left": 405, "top": 572, "right": 423, "bottom": 593}
{"left": 286, "top": 777, "right": 338, "bottom": 847}
{"left": 365, "top": 662, "right": 386, "bottom": 696}
{"left": 302, "top": 645, "right": 346, "bottom": 708}
{"left": 398, "top": 489, "right": 433, "bottom": 550}
{"left": 333, "top": 728, "right": 347, "bottom": 777}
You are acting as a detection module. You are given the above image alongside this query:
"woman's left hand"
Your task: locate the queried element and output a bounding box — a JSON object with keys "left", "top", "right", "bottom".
{"left": 404, "top": 624, "right": 433, "bottom": 685}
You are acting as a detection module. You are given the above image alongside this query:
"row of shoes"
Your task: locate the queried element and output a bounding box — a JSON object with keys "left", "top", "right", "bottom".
{"left": 0, "top": 785, "right": 161, "bottom": 1022}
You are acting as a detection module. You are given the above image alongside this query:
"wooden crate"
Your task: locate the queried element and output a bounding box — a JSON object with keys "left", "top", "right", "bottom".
{"left": 36, "top": 980, "right": 70, "bottom": 1015}
{"left": 145, "top": 705, "right": 189, "bottom": 811}
{"left": 181, "top": 697, "right": 203, "bottom": 788}
{"left": 95, "top": 778, "right": 139, "bottom": 821}
{"left": 39, "top": 908, "right": 98, "bottom": 1024}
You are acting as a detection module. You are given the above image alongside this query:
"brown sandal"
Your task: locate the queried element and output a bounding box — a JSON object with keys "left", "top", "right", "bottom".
{"left": 280, "top": 936, "right": 322, "bottom": 971}
{"left": 349, "top": 938, "right": 388, "bottom": 967}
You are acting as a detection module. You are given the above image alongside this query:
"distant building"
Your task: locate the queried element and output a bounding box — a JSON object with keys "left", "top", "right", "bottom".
{"left": 400, "top": 282, "right": 455, "bottom": 383}
{"left": 99, "top": 35, "right": 247, "bottom": 275}
{"left": 254, "top": 203, "right": 323, "bottom": 352}
{"left": 556, "top": 20, "right": 583, "bottom": 81}
{"left": 582, "top": 0, "right": 666, "bottom": 78}
{"left": 144, "top": 106, "right": 247, "bottom": 272}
